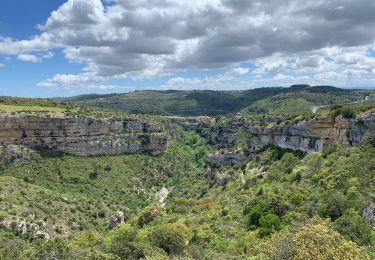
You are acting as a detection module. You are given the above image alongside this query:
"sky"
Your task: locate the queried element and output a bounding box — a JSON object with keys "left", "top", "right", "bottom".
{"left": 0, "top": 0, "right": 375, "bottom": 97}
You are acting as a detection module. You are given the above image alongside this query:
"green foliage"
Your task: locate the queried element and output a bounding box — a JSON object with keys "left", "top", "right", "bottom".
{"left": 320, "top": 192, "right": 349, "bottom": 220}
{"left": 293, "top": 223, "right": 370, "bottom": 259}
{"left": 333, "top": 210, "right": 374, "bottom": 246}
{"left": 258, "top": 213, "right": 281, "bottom": 237}
{"left": 331, "top": 106, "right": 357, "bottom": 119}
{"left": 0, "top": 124, "right": 374, "bottom": 258}
{"left": 62, "top": 86, "right": 375, "bottom": 116}
{"left": 106, "top": 225, "right": 147, "bottom": 259}
{"left": 137, "top": 205, "right": 163, "bottom": 227}
{"left": 32, "top": 238, "right": 72, "bottom": 260}
{"left": 150, "top": 224, "right": 189, "bottom": 255}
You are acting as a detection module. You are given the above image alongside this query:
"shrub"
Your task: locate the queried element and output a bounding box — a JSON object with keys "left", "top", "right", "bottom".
{"left": 333, "top": 210, "right": 374, "bottom": 245}
{"left": 321, "top": 192, "right": 348, "bottom": 221}
{"left": 89, "top": 165, "right": 99, "bottom": 180}
{"left": 290, "top": 193, "right": 305, "bottom": 205}
{"left": 137, "top": 205, "right": 162, "bottom": 227}
{"left": 150, "top": 224, "right": 188, "bottom": 255}
{"left": 33, "top": 238, "right": 72, "bottom": 260}
{"left": 293, "top": 223, "right": 369, "bottom": 259}
{"left": 97, "top": 210, "right": 106, "bottom": 218}
{"left": 107, "top": 225, "right": 146, "bottom": 259}
{"left": 258, "top": 213, "right": 281, "bottom": 237}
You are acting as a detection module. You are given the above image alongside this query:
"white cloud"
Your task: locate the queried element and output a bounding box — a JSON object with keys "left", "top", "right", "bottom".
{"left": 43, "top": 52, "right": 55, "bottom": 59}
{"left": 164, "top": 66, "right": 251, "bottom": 90}
{"left": 37, "top": 73, "right": 110, "bottom": 88}
{"left": 0, "top": 0, "right": 374, "bottom": 89}
{"left": 0, "top": 63, "right": 4, "bottom": 68}
{"left": 17, "top": 54, "right": 41, "bottom": 63}
{"left": 229, "top": 67, "right": 250, "bottom": 76}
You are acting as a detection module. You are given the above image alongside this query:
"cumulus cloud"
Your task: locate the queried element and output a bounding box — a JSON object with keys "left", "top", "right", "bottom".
{"left": 0, "top": 63, "right": 4, "bottom": 68}
{"left": 0, "top": 0, "right": 375, "bottom": 89}
{"left": 164, "top": 66, "right": 251, "bottom": 90}
{"left": 17, "top": 54, "right": 41, "bottom": 63}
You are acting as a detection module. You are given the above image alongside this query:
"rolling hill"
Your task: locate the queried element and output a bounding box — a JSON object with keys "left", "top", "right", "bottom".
{"left": 60, "top": 85, "right": 375, "bottom": 116}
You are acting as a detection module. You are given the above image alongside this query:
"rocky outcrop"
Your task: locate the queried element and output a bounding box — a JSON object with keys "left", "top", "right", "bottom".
{"left": 206, "top": 113, "right": 375, "bottom": 153}
{"left": 109, "top": 211, "right": 125, "bottom": 229}
{"left": 363, "top": 207, "right": 375, "bottom": 228}
{"left": 204, "top": 153, "right": 248, "bottom": 169}
{"left": 203, "top": 153, "right": 248, "bottom": 186}
{"left": 0, "top": 114, "right": 171, "bottom": 159}
{"left": 5, "top": 217, "right": 51, "bottom": 240}
{"left": 0, "top": 145, "right": 34, "bottom": 165}
{"left": 156, "top": 187, "right": 170, "bottom": 206}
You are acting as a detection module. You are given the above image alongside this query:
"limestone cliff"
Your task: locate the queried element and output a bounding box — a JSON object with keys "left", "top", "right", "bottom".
{"left": 205, "top": 113, "right": 375, "bottom": 153}
{"left": 0, "top": 114, "right": 170, "bottom": 158}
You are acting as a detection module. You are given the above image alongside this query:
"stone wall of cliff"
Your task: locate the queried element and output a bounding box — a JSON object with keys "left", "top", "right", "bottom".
{"left": 0, "top": 114, "right": 171, "bottom": 158}
{"left": 205, "top": 113, "right": 375, "bottom": 153}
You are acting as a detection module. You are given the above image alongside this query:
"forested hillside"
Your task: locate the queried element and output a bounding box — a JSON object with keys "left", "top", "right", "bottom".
{"left": 62, "top": 85, "right": 375, "bottom": 116}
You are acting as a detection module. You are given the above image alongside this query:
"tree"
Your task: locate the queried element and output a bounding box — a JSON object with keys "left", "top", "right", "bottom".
{"left": 334, "top": 210, "right": 374, "bottom": 246}
{"left": 151, "top": 224, "right": 190, "bottom": 255}
{"left": 258, "top": 213, "right": 281, "bottom": 237}
{"left": 293, "top": 223, "right": 369, "bottom": 260}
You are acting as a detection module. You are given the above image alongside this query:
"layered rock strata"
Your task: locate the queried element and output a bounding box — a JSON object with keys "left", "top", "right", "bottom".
{"left": 206, "top": 113, "right": 375, "bottom": 153}
{"left": 0, "top": 114, "right": 170, "bottom": 157}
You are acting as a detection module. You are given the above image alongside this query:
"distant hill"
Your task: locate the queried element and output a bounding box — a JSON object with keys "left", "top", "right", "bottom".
{"left": 60, "top": 85, "right": 375, "bottom": 116}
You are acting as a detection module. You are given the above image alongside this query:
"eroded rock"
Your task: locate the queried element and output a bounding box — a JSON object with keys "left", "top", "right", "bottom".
{"left": 204, "top": 153, "right": 248, "bottom": 169}
{"left": 363, "top": 207, "right": 375, "bottom": 228}
{"left": 0, "top": 115, "right": 171, "bottom": 159}
{"left": 109, "top": 211, "right": 125, "bottom": 229}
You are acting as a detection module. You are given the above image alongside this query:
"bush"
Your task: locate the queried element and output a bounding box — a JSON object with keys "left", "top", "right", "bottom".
{"left": 330, "top": 107, "right": 356, "bottom": 119}
{"left": 321, "top": 192, "right": 348, "bottom": 221}
{"left": 258, "top": 213, "right": 281, "bottom": 237}
{"left": 150, "top": 224, "right": 188, "bottom": 255}
{"left": 137, "top": 205, "right": 162, "bottom": 227}
{"left": 290, "top": 193, "right": 305, "bottom": 205}
{"left": 293, "top": 223, "right": 369, "bottom": 259}
{"left": 107, "top": 225, "right": 146, "bottom": 259}
{"left": 333, "top": 210, "right": 374, "bottom": 245}
{"left": 97, "top": 210, "right": 106, "bottom": 218}
{"left": 89, "top": 165, "right": 99, "bottom": 180}
{"left": 33, "top": 238, "right": 72, "bottom": 260}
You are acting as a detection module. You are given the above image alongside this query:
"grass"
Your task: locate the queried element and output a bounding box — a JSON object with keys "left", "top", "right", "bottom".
{"left": 0, "top": 104, "right": 67, "bottom": 113}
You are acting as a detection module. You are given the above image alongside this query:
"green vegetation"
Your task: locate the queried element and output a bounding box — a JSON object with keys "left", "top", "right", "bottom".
{"left": 0, "top": 104, "right": 67, "bottom": 113}
{"left": 1, "top": 89, "right": 375, "bottom": 259}
{"left": 62, "top": 85, "right": 375, "bottom": 116}
{"left": 0, "top": 129, "right": 374, "bottom": 258}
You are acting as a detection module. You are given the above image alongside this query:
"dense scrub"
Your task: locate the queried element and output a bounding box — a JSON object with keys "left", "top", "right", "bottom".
{"left": 0, "top": 130, "right": 374, "bottom": 259}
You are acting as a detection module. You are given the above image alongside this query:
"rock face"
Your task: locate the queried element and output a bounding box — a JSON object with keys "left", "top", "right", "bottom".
{"left": 0, "top": 144, "right": 33, "bottom": 165}
{"left": 363, "top": 207, "right": 375, "bottom": 228}
{"left": 0, "top": 114, "right": 170, "bottom": 158}
{"left": 109, "top": 211, "right": 125, "bottom": 229}
{"left": 204, "top": 153, "right": 248, "bottom": 169}
{"left": 203, "top": 153, "right": 248, "bottom": 186}
{"left": 206, "top": 113, "right": 375, "bottom": 153}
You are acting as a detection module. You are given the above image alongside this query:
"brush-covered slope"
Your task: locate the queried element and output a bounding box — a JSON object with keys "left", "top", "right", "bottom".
{"left": 0, "top": 131, "right": 374, "bottom": 259}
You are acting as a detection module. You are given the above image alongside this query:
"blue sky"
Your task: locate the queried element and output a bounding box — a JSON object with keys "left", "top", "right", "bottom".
{"left": 0, "top": 0, "right": 375, "bottom": 97}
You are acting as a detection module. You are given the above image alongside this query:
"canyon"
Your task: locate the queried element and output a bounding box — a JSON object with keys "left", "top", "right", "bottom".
{"left": 1, "top": 112, "right": 375, "bottom": 166}
{"left": 0, "top": 114, "right": 170, "bottom": 163}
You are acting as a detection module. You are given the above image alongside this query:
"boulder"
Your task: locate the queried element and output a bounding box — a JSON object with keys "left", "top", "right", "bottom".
{"left": 109, "top": 211, "right": 125, "bottom": 229}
